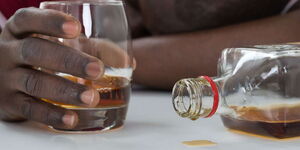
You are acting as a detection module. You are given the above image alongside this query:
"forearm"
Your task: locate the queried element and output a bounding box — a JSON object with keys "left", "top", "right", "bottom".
{"left": 133, "top": 10, "right": 300, "bottom": 90}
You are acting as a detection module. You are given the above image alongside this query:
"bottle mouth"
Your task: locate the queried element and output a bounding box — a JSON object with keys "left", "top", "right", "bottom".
{"left": 172, "top": 76, "right": 219, "bottom": 120}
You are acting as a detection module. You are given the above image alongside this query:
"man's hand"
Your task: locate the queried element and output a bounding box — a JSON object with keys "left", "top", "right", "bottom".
{"left": 0, "top": 8, "right": 105, "bottom": 129}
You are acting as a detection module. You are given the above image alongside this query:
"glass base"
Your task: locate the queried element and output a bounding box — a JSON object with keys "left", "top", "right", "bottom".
{"left": 47, "top": 105, "right": 128, "bottom": 133}
{"left": 48, "top": 123, "right": 124, "bottom": 134}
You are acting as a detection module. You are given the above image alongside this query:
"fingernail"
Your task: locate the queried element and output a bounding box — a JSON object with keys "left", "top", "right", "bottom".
{"left": 85, "top": 61, "right": 104, "bottom": 79}
{"left": 62, "top": 112, "right": 77, "bottom": 128}
{"left": 62, "top": 20, "right": 80, "bottom": 36}
{"left": 80, "top": 89, "right": 100, "bottom": 106}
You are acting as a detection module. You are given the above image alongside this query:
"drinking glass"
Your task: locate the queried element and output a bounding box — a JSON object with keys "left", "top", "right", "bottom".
{"left": 40, "top": 0, "right": 133, "bottom": 133}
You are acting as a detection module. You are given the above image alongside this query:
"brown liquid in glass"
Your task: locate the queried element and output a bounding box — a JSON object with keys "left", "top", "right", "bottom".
{"left": 221, "top": 105, "right": 300, "bottom": 139}
{"left": 43, "top": 75, "right": 131, "bottom": 132}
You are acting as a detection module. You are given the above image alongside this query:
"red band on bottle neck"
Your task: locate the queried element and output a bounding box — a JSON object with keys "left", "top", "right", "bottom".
{"left": 201, "top": 76, "right": 219, "bottom": 118}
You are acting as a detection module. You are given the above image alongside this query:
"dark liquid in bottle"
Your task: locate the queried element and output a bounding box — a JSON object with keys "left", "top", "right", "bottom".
{"left": 221, "top": 105, "right": 300, "bottom": 139}
{"left": 221, "top": 115, "right": 300, "bottom": 139}
{"left": 44, "top": 75, "right": 131, "bottom": 132}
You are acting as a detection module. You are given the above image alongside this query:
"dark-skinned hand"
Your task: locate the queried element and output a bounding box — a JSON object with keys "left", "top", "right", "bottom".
{"left": 0, "top": 8, "right": 107, "bottom": 129}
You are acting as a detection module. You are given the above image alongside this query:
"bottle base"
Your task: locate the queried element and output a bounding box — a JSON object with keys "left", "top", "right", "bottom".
{"left": 221, "top": 115, "right": 300, "bottom": 139}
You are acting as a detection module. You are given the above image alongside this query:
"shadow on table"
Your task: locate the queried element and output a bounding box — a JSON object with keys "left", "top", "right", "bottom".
{"left": 0, "top": 121, "right": 52, "bottom": 134}
{"left": 0, "top": 119, "right": 173, "bottom": 148}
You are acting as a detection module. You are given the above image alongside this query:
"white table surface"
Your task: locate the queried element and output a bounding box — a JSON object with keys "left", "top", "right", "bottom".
{"left": 1, "top": 90, "right": 300, "bottom": 150}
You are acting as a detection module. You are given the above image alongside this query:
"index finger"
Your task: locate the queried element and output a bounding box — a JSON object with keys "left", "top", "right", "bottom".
{"left": 3, "top": 7, "right": 81, "bottom": 39}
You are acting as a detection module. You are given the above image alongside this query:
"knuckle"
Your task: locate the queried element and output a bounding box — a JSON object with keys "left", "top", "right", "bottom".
{"left": 62, "top": 52, "right": 88, "bottom": 74}
{"left": 57, "top": 83, "right": 73, "bottom": 99}
{"left": 57, "top": 83, "right": 70, "bottom": 95}
{"left": 22, "top": 71, "right": 43, "bottom": 96}
{"left": 14, "top": 8, "right": 31, "bottom": 19}
{"left": 63, "top": 53, "right": 77, "bottom": 70}
{"left": 19, "top": 96, "right": 53, "bottom": 124}
{"left": 40, "top": 105, "right": 51, "bottom": 124}
{"left": 6, "top": 7, "right": 37, "bottom": 35}
{"left": 11, "top": 8, "right": 32, "bottom": 27}
{"left": 19, "top": 38, "right": 41, "bottom": 63}
{"left": 57, "top": 81, "right": 84, "bottom": 103}
{"left": 45, "top": 109, "right": 55, "bottom": 125}
{"left": 45, "top": 106, "right": 63, "bottom": 125}
{"left": 58, "top": 83, "right": 74, "bottom": 96}
{"left": 20, "top": 97, "right": 33, "bottom": 119}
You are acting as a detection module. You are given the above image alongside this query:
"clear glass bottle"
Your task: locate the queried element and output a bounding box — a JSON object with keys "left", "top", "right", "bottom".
{"left": 172, "top": 44, "right": 300, "bottom": 139}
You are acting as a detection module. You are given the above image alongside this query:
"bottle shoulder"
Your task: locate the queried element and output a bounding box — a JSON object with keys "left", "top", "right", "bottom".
{"left": 218, "top": 44, "right": 300, "bottom": 76}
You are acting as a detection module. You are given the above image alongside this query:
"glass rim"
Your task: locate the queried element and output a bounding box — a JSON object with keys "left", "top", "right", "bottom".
{"left": 40, "top": 0, "right": 123, "bottom": 6}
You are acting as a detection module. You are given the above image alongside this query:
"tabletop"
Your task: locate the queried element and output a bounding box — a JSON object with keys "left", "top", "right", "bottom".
{"left": 1, "top": 90, "right": 300, "bottom": 150}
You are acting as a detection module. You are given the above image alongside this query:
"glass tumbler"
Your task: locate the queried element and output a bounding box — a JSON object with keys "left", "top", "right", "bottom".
{"left": 40, "top": 0, "right": 133, "bottom": 133}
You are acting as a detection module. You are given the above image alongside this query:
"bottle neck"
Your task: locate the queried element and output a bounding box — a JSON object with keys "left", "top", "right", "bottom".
{"left": 172, "top": 76, "right": 224, "bottom": 120}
